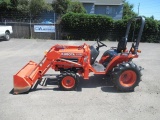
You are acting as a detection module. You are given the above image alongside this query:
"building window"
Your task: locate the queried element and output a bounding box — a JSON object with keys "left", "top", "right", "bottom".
{"left": 106, "top": 6, "right": 110, "bottom": 14}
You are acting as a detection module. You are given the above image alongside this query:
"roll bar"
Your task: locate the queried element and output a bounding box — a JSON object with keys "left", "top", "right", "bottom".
{"left": 125, "top": 16, "right": 145, "bottom": 54}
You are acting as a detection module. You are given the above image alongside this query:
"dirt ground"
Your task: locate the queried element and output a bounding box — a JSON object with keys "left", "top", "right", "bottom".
{"left": 0, "top": 39, "right": 160, "bottom": 120}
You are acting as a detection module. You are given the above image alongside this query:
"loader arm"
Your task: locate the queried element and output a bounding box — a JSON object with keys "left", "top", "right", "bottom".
{"left": 13, "top": 47, "right": 61, "bottom": 94}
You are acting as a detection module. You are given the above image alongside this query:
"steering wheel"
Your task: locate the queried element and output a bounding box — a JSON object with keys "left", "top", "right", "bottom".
{"left": 96, "top": 39, "right": 107, "bottom": 51}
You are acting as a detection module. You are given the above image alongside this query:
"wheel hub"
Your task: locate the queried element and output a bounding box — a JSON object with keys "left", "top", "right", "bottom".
{"left": 62, "top": 76, "right": 75, "bottom": 89}
{"left": 6, "top": 35, "right": 9, "bottom": 39}
{"left": 119, "top": 70, "right": 137, "bottom": 87}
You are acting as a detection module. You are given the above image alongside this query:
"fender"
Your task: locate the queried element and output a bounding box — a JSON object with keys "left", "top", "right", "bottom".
{"left": 105, "top": 54, "right": 138, "bottom": 73}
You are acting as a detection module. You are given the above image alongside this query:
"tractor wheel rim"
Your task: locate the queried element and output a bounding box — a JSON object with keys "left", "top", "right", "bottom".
{"left": 62, "top": 76, "right": 75, "bottom": 89}
{"left": 119, "top": 70, "right": 137, "bottom": 87}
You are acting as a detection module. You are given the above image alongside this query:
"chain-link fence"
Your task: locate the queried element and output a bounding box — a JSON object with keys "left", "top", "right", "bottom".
{"left": 1, "top": 14, "right": 160, "bottom": 42}
{"left": 0, "top": 12, "right": 62, "bottom": 40}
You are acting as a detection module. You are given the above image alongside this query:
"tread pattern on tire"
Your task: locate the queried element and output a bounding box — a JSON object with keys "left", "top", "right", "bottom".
{"left": 4, "top": 32, "right": 10, "bottom": 41}
{"left": 58, "top": 71, "right": 79, "bottom": 91}
{"left": 112, "top": 62, "right": 142, "bottom": 92}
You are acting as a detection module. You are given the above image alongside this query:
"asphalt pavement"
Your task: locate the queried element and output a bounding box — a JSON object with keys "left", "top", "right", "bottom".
{"left": 0, "top": 39, "right": 160, "bottom": 120}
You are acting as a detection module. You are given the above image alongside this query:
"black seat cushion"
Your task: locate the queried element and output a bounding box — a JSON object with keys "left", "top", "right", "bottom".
{"left": 101, "top": 49, "right": 118, "bottom": 67}
{"left": 117, "top": 37, "right": 127, "bottom": 53}
{"left": 90, "top": 46, "right": 99, "bottom": 65}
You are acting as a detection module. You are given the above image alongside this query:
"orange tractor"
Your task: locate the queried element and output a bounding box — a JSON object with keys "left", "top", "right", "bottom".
{"left": 13, "top": 16, "right": 145, "bottom": 94}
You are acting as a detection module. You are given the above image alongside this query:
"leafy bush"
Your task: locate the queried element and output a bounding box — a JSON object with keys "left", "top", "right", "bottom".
{"left": 142, "top": 17, "right": 159, "bottom": 43}
{"left": 112, "top": 18, "right": 144, "bottom": 42}
{"left": 110, "top": 17, "right": 160, "bottom": 42}
{"left": 61, "top": 12, "right": 113, "bottom": 40}
{"left": 157, "top": 22, "right": 160, "bottom": 42}
{"left": 61, "top": 13, "right": 160, "bottom": 43}
{"left": 110, "top": 19, "right": 128, "bottom": 41}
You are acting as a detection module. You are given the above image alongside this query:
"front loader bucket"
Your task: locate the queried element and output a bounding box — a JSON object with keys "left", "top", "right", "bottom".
{"left": 13, "top": 61, "right": 40, "bottom": 94}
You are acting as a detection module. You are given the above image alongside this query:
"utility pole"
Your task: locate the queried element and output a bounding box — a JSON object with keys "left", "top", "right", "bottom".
{"left": 138, "top": 3, "right": 140, "bottom": 15}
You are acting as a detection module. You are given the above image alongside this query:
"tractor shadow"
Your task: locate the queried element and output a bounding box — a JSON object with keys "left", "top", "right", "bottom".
{"left": 79, "top": 75, "right": 118, "bottom": 93}
{"left": 36, "top": 74, "right": 118, "bottom": 93}
{"left": 9, "top": 74, "right": 119, "bottom": 94}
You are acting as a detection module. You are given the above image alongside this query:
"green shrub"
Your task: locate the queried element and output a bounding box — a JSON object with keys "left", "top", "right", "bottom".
{"left": 61, "top": 13, "right": 160, "bottom": 43}
{"left": 61, "top": 12, "right": 113, "bottom": 40}
{"left": 110, "top": 19, "right": 128, "bottom": 41}
{"left": 157, "top": 22, "right": 160, "bottom": 42}
{"left": 142, "top": 17, "right": 159, "bottom": 43}
{"left": 112, "top": 18, "right": 145, "bottom": 42}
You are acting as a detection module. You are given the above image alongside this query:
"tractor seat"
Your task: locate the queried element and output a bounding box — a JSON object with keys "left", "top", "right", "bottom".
{"left": 101, "top": 37, "right": 127, "bottom": 67}
{"left": 117, "top": 37, "right": 127, "bottom": 53}
{"left": 101, "top": 49, "right": 118, "bottom": 67}
{"left": 90, "top": 46, "right": 99, "bottom": 65}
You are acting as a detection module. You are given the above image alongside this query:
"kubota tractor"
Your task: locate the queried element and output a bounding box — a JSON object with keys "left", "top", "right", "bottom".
{"left": 13, "top": 16, "right": 145, "bottom": 94}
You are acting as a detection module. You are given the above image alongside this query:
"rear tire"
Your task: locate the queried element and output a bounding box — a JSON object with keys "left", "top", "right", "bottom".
{"left": 112, "top": 62, "right": 142, "bottom": 92}
{"left": 4, "top": 32, "right": 10, "bottom": 41}
{"left": 58, "top": 72, "right": 78, "bottom": 91}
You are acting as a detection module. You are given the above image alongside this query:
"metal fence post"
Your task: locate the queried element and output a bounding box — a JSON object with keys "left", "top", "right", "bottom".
{"left": 54, "top": 12, "right": 56, "bottom": 40}
{"left": 29, "top": 16, "right": 32, "bottom": 39}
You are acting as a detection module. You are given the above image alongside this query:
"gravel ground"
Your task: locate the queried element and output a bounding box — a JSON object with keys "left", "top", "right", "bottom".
{"left": 0, "top": 39, "right": 160, "bottom": 120}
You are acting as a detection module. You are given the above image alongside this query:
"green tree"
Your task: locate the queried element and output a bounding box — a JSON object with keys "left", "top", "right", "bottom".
{"left": 52, "top": 0, "right": 71, "bottom": 15}
{"left": 0, "top": 0, "right": 11, "bottom": 9}
{"left": 0, "top": 0, "right": 10, "bottom": 5}
{"left": 10, "top": 0, "right": 18, "bottom": 7}
{"left": 0, "top": 0, "right": 18, "bottom": 9}
{"left": 0, "top": 0, "right": 53, "bottom": 20}
{"left": 123, "top": 1, "right": 137, "bottom": 19}
{"left": 17, "top": 0, "right": 53, "bottom": 18}
{"left": 150, "top": 15, "right": 154, "bottom": 20}
{"left": 17, "top": 0, "right": 29, "bottom": 16}
{"left": 0, "top": 0, "right": 12, "bottom": 19}
{"left": 30, "top": 0, "right": 53, "bottom": 18}
{"left": 67, "top": 1, "right": 86, "bottom": 13}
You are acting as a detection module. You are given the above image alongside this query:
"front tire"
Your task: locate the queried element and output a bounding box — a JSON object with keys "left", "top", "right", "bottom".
{"left": 58, "top": 72, "right": 78, "bottom": 91}
{"left": 4, "top": 32, "right": 10, "bottom": 41}
{"left": 112, "top": 62, "right": 142, "bottom": 92}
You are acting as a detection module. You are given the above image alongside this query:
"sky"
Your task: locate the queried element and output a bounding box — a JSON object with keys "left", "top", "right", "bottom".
{"left": 127, "top": 0, "right": 160, "bottom": 20}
